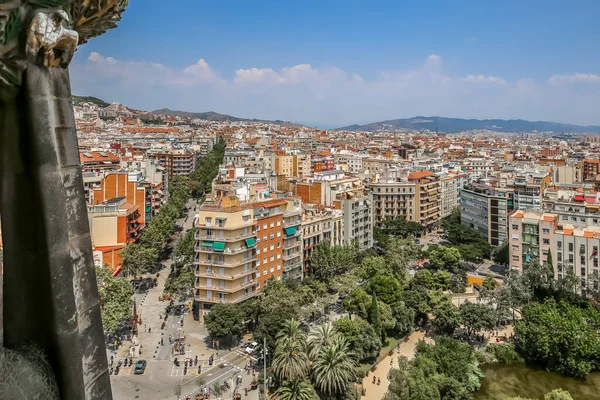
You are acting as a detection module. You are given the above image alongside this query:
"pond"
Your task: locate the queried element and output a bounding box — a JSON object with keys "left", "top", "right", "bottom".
{"left": 475, "top": 364, "right": 600, "bottom": 400}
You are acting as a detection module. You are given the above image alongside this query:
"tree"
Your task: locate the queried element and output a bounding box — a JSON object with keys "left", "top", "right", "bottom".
{"left": 367, "top": 274, "right": 403, "bottom": 306}
{"left": 431, "top": 303, "right": 460, "bottom": 335}
{"left": 272, "top": 319, "right": 309, "bottom": 381}
{"left": 359, "top": 256, "right": 389, "bottom": 280}
{"left": 96, "top": 265, "right": 133, "bottom": 334}
{"left": 311, "top": 336, "right": 357, "bottom": 398}
{"left": 492, "top": 241, "right": 509, "bottom": 265}
{"left": 493, "top": 271, "right": 533, "bottom": 323}
{"left": 427, "top": 247, "right": 461, "bottom": 273}
{"left": 370, "top": 294, "right": 383, "bottom": 340}
{"left": 254, "top": 280, "right": 301, "bottom": 350}
{"left": 383, "top": 357, "right": 410, "bottom": 400}
{"left": 204, "top": 303, "right": 244, "bottom": 339}
{"left": 306, "top": 323, "right": 338, "bottom": 362}
{"left": 333, "top": 317, "right": 381, "bottom": 363}
{"left": 392, "top": 302, "right": 416, "bottom": 337}
{"left": 516, "top": 297, "right": 600, "bottom": 378}
{"left": 379, "top": 301, "right": 397, "bottom": 337}
{"left": 342, "top": 288, "right": 371, "bottom": 320}
{"left": 459, "top": 302, "right": 497, "bottom": 336}
{"left": 120, "top": 243, "right": 158, "bottom": 279}
{"left": 381, "top": 217, "right": 424, "bottom": 238}
{"left": 272, "top": 379, "right": 319, "bottom": 400}
{"left": 482, "top": 275, "right": 498, "bottom": 291}
{"left": 385, "top": 237, "right": 420, "bottom": 286}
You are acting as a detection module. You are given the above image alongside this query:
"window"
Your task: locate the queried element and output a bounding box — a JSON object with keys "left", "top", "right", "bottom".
{"left": 270, "top": 233, "right": 275, "bottom": 239}
{"left": 270, "top": 222, "right": 275, "bottom": 228}
{"left": 256, "top": 260, "right": 260, "bottom": 266}
{"left": 581, "top": 256, "right": 586, "bottom": 265}
{"left": 569, "top": 243, "right": 574, "bottom": 252}
{"left": 558, "top": 252, "right": 562, "bottom": 261}
{"left": 256, "top": 226, "right": 260, "bottom": 232}
{"left": 263, "top": 269, "right": 267, "bottom": 276}
{"left": 243, "top": 215, "right": 250, "bottom": 222}
{"left": 270, "top": 266, "right": 274, "bottom": 273}
{"left": 277, "top": 253, "right": 281, "bottom": 259}
{"left": 277, "top": 242, "right": 281, "bottom": 248}
{"left": 277, "top": 231, "right": 281, "bottom": 237}
{"left": 256, "top": 249, "right": 260, "bottom": 255}
{"left": 263, "top": 257, "right": 267, "bottom": 264}
{"left": 270, "top": 244, "right": 274, "bottom": 250}
{"left": 263, "top": 235, "right": 267, "bottom": 241}
{"left": 512, "top": 255, "right": 519, "bottom": 261}
{"left": 256, "top": 282, "right": 260, "bottom": 289}
{"left": 270, "top": 255, "right": 274, "bottom": 261}
{"left": 263, "top": 246, "right": 267, "bottom": 252}
{"left": 277, "top": 275, "right": 281, "bottom": 280}
{"left": 263, "top": 223, "right": 267, "bottom": 229}
{"left": 512, "top": 224, "right": 519, "bottom": 230}
{"left": 205, "top": 217, "right": 212, "bottom": 225}
{"left": 557, "top": 241, "right": 562, "bottom": 249}
{"left": 277, "top": 264, "right": 281, "bottom": 270}
{"left": 542, "top": 238, "right": 550, "bottom": 245}
{"left": 569, "top": 254, "right": 574, "bottom": 263}
{"left": 542, "top": 228, "right": 549, "bottom": 234}
{"left": 277, "top": 221, "right": 281, "bottom": 226}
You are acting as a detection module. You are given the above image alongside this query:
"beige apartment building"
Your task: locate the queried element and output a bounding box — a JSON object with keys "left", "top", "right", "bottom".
{"left": 194, "top": 197, "right": 258, "bottom": 322}
{"left": 301, "top": 206, "right": 344, "bottom": 273}
{"left": 371, "top": 170, "right": 441, "bottom": 232}
{"left": 508, "top": 210, "right": 600, "bottom": 292}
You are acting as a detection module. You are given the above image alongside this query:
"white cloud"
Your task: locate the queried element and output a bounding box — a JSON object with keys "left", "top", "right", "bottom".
{"left": 461, "top": 74, "right": 506, "bottom": 85}
{"left": 69, "top": 52, "right": 600, "bottom": 126}
{"left": 548, "top": 73, "right": 600, "bottom": 85}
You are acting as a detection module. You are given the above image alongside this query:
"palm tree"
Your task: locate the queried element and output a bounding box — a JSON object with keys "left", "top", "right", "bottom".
{"left": 272, "top": 319, "right": 309, "bottom": 380}
{"left": 306, "top": 322, "right": 338, "bottom": 361}
{"left": 311, "top": 336, "right": 357, "bottom": 398}
{"left": 272, "top": 379, "right": 319, "bottom": 400}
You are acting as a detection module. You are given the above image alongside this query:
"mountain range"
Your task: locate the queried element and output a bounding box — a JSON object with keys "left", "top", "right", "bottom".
{"left": 151, "top": 108, "right": 303, "bottom": 127}
{"left": 338, "top": 116, "right": 600, "bottom": 133}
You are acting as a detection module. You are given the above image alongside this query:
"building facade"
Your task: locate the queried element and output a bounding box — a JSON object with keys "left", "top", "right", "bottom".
{"left": 460, "top": 183, "right": 512, "bottom": 246}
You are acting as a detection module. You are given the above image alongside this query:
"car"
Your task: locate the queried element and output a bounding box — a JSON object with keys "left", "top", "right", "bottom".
{"left": 134, "top": 360, "right": 147, "bottom": 374}
{"left": 245, "top": 342, "right": 260, "bottom": 354}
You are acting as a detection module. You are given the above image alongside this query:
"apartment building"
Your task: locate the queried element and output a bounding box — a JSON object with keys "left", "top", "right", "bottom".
{"left": 440, "top": 173, "right": 470, "bottom": 218}
{"left": 371, "top": 180, "right": 417, "bottom": 225}
{"left": 149, "top": 150, "right": 196, "bottom": 177}
{"left": 410, "top": 171, "right": 442, "bottom": 232}
{"left": 460, "top": 182, "right": 512, "bottom": 246}
{"left": 194, "top": 197, "right": 258, "bottom": 321}
{"left": 508, "top": 210, "right": 600, "bottom": 291}
{"left": 301, "top": 207, "right": 343, "bottom": 273}
{"left": 88, "top": 197, "right": 144, "bottom": 272}
{"left": 338, "top": 191, "right": 373, "bottom": 251}
{"left": 293, "top": 154, "right": 312, "bottom": 179}
{"left": 583, "top": 159, "right": 600, "bottom": 182}
{"left": 513, "top": 170, "right": 551, "bottom": 210}
{"left": 275, "top": 155, "right": 294, "bottom": 177}
{"left": 463, "top": 158, "right": 493, "bottom": 179}
{"left": 542, "top": 187, "right": 600, "bottom": 228}
{"left": 281, "top": 199, "right": 304, "bottom": 280}
{"left": 334, "top": 154, "right": 363, "bottom": 174}
{"left": 91, "top": 172, "right": 147, "bottom": 225}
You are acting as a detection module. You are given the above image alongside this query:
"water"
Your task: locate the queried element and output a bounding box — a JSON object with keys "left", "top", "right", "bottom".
{"left": 475, "top": 364, "right": 600, "bottom": 400}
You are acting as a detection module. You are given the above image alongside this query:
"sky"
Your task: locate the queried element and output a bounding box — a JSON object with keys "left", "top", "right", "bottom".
{"left": 70, "top": 0, "right": 600, "bottom": 127}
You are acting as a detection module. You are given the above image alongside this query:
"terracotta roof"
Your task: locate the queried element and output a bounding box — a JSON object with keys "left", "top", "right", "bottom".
{"left": 563, "top": 228, "right": 574, "bottom": 235}
{"left": 94, "top": 244, "right": 125, "bottom": 252}
{"left": 543, "top": 215, "right": 555, "bottom": 222}
{"left": 408, "top": 170, "right": 434, "bottom": 180}
{"left": 583, "top": 231, "right": 594, "bottom": 238}
{"left": 512, "top": 211, "right": 524, "bottom": 218}
{"left": 248, "top": 199, "right": 288, "bottom": 209}
{"left": 80, "top": 151, "right": 120, "bottom": 163}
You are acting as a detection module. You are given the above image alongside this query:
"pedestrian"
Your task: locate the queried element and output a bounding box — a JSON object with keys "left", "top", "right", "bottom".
{"left": 144, "top": 324, "right": 147, "bottom": 332}
{"left": 149, "top": 326, "right": 151, "bottom": 333}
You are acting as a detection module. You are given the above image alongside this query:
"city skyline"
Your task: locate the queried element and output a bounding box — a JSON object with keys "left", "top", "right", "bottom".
{"left": 71, "top": 1, "right": 600, "bottom": 126}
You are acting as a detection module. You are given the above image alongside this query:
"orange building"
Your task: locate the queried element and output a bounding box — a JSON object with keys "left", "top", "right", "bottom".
{"left": 89, "top": 197, "right": 144, "bottom": 273}
{"left": 252, "top": 199, "right": 287, "bottom": 288}
{"left": 92, "top": 172, "right": 146, "bottom": 225}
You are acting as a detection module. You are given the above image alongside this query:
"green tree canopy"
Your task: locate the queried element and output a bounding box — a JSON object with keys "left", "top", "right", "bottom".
{"left": 204, "top": 303, "right": 245, "bottom": 338}
{"left": 515, "top": 297, "right": 600, "bottom": 378}
{"left": 96, "top": 265, "right": 133, "bottom": 334}
{"left": 428, "top": 246, "right": 462, "bottom": 274}
{"left": 459, "top": 301, "right": 497, "bottom": 336}
{"left": 367, "top": 274, "right": 403, "bottom": 306}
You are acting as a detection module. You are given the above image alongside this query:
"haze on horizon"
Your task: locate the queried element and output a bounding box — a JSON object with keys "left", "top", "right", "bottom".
{"left": 71, "top": 0, "right": 600, "bottom": 127}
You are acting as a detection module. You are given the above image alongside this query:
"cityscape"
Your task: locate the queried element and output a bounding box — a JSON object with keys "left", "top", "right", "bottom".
{"left": 1, "top": 2, "right": 600, "bottom": 400}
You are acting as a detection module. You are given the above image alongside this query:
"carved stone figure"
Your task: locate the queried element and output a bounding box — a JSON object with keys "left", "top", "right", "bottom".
{"left": 0, "top": 1, "right": 128, "bottom": 399}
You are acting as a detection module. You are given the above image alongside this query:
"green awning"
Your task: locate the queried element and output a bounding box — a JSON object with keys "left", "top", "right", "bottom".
{"left": 216, "top": 217, "right": 227, "bottom": 221}
{"left": 245, "top": 238, "right": 256, "bottom": 248}
{"left": 202, "top": 241, "right": 214, "bottom": 248}
{"left": 284, "top": 226, "right": 297, "bottom": 236}
{"left": 213, "top": 242, "right": 225, "bottom": 251}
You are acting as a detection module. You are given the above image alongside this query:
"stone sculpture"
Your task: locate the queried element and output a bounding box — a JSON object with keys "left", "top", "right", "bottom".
{"left": 0, "top": 1, "right": 128, "bottom": 399}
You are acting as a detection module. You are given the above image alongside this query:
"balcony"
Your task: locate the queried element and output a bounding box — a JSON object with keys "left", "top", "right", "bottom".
{"left": 195, "top": 254, "right": 255, "bottom": 267}
{"left": 196, "top": 268, "right": 256, "bottom": 281}
{"left": 195, "top": 231, "right": 255, "bottom": 242}
{"left": 284, "top": 240, "right": 302, "bottom": 250}
{"left": 283, "top": 251, "right": 302, "bottom": 261}
{"left": 283, "top": 218, "right": 302, "bottom": 227}
{"left": 196, "top": 280, "right": 257, "bottom": 292}
{"left": 196, "top": 243, "right": 253, "bottom": 255}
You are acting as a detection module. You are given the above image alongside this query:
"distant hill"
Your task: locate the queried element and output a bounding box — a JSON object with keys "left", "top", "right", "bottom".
{"left": 152, "top": 108, "right": 244, "bottom": 122}
{"left": 152, "top": 108, "right": 304, "bottom": 127}
{"left": 73, "top": 95, "right": 110, "bottom": 108}
{"left": 338, "top": 116, "right": 600, "bottom": 133}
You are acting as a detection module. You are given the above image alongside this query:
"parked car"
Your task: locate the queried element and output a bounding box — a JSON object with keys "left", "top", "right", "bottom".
{"left": 134, "top": 360, "right": 147, "bottom": 374}
{"left": 245, "top": 342, "right": 260, "bottom": 354}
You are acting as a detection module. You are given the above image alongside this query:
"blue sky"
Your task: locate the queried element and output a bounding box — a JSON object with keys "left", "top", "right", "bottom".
{"left": 71, "top": 0, "right": 600, "bottom": 127}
